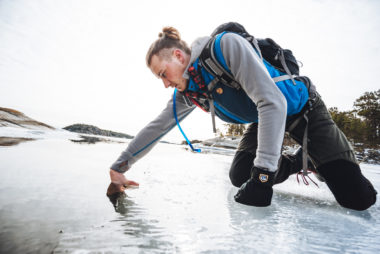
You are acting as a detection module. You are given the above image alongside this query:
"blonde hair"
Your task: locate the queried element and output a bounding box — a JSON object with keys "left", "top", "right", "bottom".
{"left": 146, "top": 27, "right": 191, "bottom": 67}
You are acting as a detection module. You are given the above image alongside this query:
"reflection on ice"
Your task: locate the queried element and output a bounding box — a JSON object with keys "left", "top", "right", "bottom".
{"left": 0, "top": 136, "right": 35, "bottom": 146}
{"left": 70, "top": 135, "right": 127, "bottom": 145}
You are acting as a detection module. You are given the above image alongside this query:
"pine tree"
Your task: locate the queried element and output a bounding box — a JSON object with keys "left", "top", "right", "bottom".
{"left": 224, "top": 123, "right": 247, "bottom": 136}
{"left": 353, "top": 89, "right": 380, "bottom": 146}
{"left": 329, "top": 107, "right": 366, "bottom": 144}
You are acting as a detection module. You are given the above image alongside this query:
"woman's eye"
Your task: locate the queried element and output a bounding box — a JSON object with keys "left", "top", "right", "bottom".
{"left": 161, "top": 72, "right": 166, "bottom": 78}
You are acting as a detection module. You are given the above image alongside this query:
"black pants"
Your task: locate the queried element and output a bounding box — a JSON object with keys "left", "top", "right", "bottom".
{"left": 229, "top": 95, "right": 377, "bottom": 211}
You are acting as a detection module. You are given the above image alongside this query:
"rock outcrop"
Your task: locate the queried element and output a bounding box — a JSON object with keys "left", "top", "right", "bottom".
{"left": 63, "top": 124, "right": 133, "bottom": 139}
{"left": 0, "top": 107, "right": 54, "bottom": 130}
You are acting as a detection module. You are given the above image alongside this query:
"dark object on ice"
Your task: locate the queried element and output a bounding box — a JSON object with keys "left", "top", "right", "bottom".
{"left": 106, "top": 183, "right": 126, "bottom": 208}
{"left": 70, "top": 135, "right": 103, "bottom": 144}
{"left": 106, "top": 183, "right": 135, "bottom": 215}
{"left": 70, "top": 135, "right": 126, "bottom": 145}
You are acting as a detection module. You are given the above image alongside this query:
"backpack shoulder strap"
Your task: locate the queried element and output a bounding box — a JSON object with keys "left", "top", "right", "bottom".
{"left": 199, "top": 33, "right": 241, "bottom": 90}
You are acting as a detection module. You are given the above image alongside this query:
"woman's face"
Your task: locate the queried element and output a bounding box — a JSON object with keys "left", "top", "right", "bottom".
{"left": 150, "top": 49, "right": 189, "bottom": 92}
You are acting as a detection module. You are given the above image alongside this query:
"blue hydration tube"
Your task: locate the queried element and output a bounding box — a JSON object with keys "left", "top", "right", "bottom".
{"left": 173, "top": 88, "right": 201, "bottom": 153}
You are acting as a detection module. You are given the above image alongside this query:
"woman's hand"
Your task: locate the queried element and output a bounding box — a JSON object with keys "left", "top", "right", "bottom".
{"left": 109, "top": 169, "right": 139, "bottom": 192}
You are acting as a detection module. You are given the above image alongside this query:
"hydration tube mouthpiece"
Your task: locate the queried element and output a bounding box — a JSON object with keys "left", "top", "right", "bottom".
{"left": 173, "top": 88, "right": 201, "bottom": 153}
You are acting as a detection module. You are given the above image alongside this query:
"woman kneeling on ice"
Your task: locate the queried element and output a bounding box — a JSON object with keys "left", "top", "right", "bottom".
{"left": 109, "top": 23, "right": 377, "bottom": 211}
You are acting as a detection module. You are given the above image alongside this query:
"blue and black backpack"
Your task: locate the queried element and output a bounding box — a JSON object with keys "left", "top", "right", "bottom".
{"left": 174, "top": 22, "right": 309, "bottom": 152}
{"left": 199, "top": 22, "right": 300, "bottom": 90}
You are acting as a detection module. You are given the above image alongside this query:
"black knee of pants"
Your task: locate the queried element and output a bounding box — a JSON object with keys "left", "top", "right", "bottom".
{"left": 229, "top": 151, "right": 253, "bottom": 187}
{"left": 317, "top": 159, "right": 377, "bottom": 211}
{"left": 274, "top": 154, "right": 300, "bottom": 184}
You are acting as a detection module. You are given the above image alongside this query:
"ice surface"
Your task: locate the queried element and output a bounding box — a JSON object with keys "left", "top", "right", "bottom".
{"left": 0, "top": 136, "right": 379, "bottom": 254}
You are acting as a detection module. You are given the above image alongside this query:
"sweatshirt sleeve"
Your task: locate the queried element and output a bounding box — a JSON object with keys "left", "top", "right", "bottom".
{"left": 220, "top": 33, "right": 287, "bottom": 172}
{"left": 110, "top": 92, "right": 196, "bottom": 173}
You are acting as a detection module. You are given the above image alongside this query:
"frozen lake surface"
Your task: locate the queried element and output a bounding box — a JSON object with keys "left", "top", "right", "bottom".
{"left": 0, "top": 138, "right": 379, "bottom": 253}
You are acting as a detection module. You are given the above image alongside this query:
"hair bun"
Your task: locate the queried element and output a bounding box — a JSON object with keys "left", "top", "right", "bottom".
{"left": 158, "top": 27, "right": 181, "bottom": 40}
{"left": 146, "top": 26, "right": 190, "bottom": 66}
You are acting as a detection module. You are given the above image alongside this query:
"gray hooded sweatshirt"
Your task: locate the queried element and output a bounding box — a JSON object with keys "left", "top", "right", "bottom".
{"left": 111, "top": 33, "right": 287, "bottom": 173}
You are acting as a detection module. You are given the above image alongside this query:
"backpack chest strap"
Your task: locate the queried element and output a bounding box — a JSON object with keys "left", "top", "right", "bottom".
{"left": 199, "top": 37, "right": 241, "bottom": 90}
{"left": 273, "top": 74, "right": 298, "bottom": 83}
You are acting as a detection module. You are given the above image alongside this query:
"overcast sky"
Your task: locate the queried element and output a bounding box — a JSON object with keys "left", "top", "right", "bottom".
{"left": 1, "top": 0, "right": 379, "bottom": 141}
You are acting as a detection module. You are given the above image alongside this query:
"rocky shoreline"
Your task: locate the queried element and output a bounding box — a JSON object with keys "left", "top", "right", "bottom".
{"left": 0, "top": 107, "right": 54, "bottom": 130}
{"left": 1, "top": 107, "right": 379, "bottom": 164}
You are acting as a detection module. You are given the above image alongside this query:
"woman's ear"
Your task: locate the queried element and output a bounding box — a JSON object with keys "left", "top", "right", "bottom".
{"left": 173, "top": 49, "right": 184, "bottom": 63}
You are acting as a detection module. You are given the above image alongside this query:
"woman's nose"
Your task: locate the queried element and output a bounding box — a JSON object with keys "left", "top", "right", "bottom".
{"left": 162, "top": 78, "right": 171, "bottom": 88}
